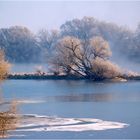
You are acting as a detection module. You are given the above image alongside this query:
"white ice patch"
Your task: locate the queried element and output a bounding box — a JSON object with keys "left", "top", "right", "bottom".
{"left": 16, "top": 114, "right": 129, "bottom": 132}
{"left": 16, "top": 99, "right": 45, "bottom": 104}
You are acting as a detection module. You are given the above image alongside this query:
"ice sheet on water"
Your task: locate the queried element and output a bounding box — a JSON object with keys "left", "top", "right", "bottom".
{"left": 16, "top": 114, "right": 129, "bottom": 132}
{"left": 16, "top": 99, "right": 45, "bottom": 104}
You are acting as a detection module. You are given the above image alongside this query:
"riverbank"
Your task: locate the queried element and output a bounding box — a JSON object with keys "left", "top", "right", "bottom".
{"left": 6, "top": 73, "right": 140, "bottom": 81}
{"left": 7, "top": 73, "right": 85, "bottom": 80}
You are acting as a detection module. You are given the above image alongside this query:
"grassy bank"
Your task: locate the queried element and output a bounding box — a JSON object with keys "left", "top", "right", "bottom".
{"left": 6, "top": 73, "right": 140, "bottom": 81}
{"left": 7, "top": 73, "right": 85, "bottom": 80}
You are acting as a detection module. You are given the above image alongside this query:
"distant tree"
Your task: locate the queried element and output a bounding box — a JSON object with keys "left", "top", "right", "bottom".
{"left": 38, "top": 29, "right": 59, "bottom": 49}
{"left": 0, "top": 17, "right": 139, "bottom": 64}
{"left": 132, "top": 24, "right": 140, "bottom": 61}
{"left": 49, "top": 36, "right": 120, "bottom": 80}
{"left": 60, "top": 17, "right": 136, "bottom": 62}
{"left": 0, "top": 26, "right": 41, "bottom": 63}
{"left": 60, "top": 17, "right": 99, "bottom": 40}
{"left": 37, "top": 29, "right": 59, "bottom": 59}
{"left": 60, "top": 16, "right": 127, "bottom": 42}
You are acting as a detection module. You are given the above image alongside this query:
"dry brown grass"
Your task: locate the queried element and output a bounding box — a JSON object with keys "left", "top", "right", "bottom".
{"left": 0, "top": 50, "right": 10, "bottom": 81}
{"left": 0, "top": 101, "right": 19, "bottom": 138}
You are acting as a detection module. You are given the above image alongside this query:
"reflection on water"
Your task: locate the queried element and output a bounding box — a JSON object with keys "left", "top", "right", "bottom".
{"left": 0, "top": 91, "right": 19, "bottom": 138}
{"left": 44, "top": 93, "right": 140, "bottom": 102}
{"left": 50, "top": 93, "right": 114, "bottom": 102}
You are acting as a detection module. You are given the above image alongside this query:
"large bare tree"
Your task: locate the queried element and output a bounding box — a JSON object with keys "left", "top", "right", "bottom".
{"left": 49, "top": 36, "right": 120, "bottom": 80}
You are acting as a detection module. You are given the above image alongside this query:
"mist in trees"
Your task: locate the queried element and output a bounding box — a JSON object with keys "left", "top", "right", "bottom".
{"left": 132, "top": 24, "right": 140, "bottom": 61}
{"left": 37, "top": 29, "right": 59, "bottom": 60}
{"left": 0, "top": 26, "right": 41, "bottom": 63}
{"left": 0, "top": 17, "right": 139, "bottom": 64}
{"left": 60, "top": 17, "right": 140, "bottom": 63}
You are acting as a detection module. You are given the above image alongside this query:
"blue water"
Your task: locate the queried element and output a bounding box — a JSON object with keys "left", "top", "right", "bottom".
{"left": 1, "top": 79, "right": 140, "bottom": 139}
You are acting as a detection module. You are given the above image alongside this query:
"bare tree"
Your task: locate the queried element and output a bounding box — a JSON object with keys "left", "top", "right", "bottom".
{"left": 60, "top": 17, "right": 99, "bottom": 40}
{"left": 0, "top": 50, "right": 10, "bottom": 80}
{"left": 49, "top": 36, "right": 120, "bottom": 80}
{"left": 0, "top": 26, "right": 40, "bottom": 63}
{"left": 37, "top": 29, "right": 59, "bottom": 60}
{"left": 38, "top": 29, "right": 59, "bottom": 49}
{"left": 49, "top": 36, "right": 82, "bottom": 75}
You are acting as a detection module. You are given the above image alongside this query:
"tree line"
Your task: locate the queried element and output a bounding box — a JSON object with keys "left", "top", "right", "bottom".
{"left": 0, "top": 16, "right": 140, "bottom": 79}
{"left": 0, "top": 17, "right": 139, "bottom": 63}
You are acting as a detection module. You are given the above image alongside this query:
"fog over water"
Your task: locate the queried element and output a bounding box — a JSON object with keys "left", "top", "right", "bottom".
{"left": 110, "top": 49, "right": 140, "bottom": 74}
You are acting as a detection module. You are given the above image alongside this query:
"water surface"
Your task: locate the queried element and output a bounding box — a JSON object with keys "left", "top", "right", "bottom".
{"left": 0, "top": 80, "right": 140, "bottom": 139}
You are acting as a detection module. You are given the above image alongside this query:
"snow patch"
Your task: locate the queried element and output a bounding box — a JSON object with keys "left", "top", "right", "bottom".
{"left": 16, "top": 114, "right": 129, "bottom": 132}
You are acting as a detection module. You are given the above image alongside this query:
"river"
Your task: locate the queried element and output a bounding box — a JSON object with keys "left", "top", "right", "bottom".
{"left": 0, "top": 79, "right": 140, "bottom": 139}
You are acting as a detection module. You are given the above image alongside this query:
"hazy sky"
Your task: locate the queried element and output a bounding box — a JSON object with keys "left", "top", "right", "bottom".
{"left": 0, "top": 1, "right": 140, "bottom": 32}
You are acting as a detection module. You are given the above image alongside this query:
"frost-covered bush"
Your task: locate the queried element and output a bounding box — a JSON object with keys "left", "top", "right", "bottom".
{"left": 0, "top": 50, "right": 10, "bottom": 80}
{"left": 49, "top": 36, "right": 121, "bottom": 80}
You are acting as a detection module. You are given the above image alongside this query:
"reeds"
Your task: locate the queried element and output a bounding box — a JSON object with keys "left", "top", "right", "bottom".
{"left": 0, "top": 101, "right": 19, "bottom": 138}
{"left": 0, "top": 50, "right": 10, "bottom": 81}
